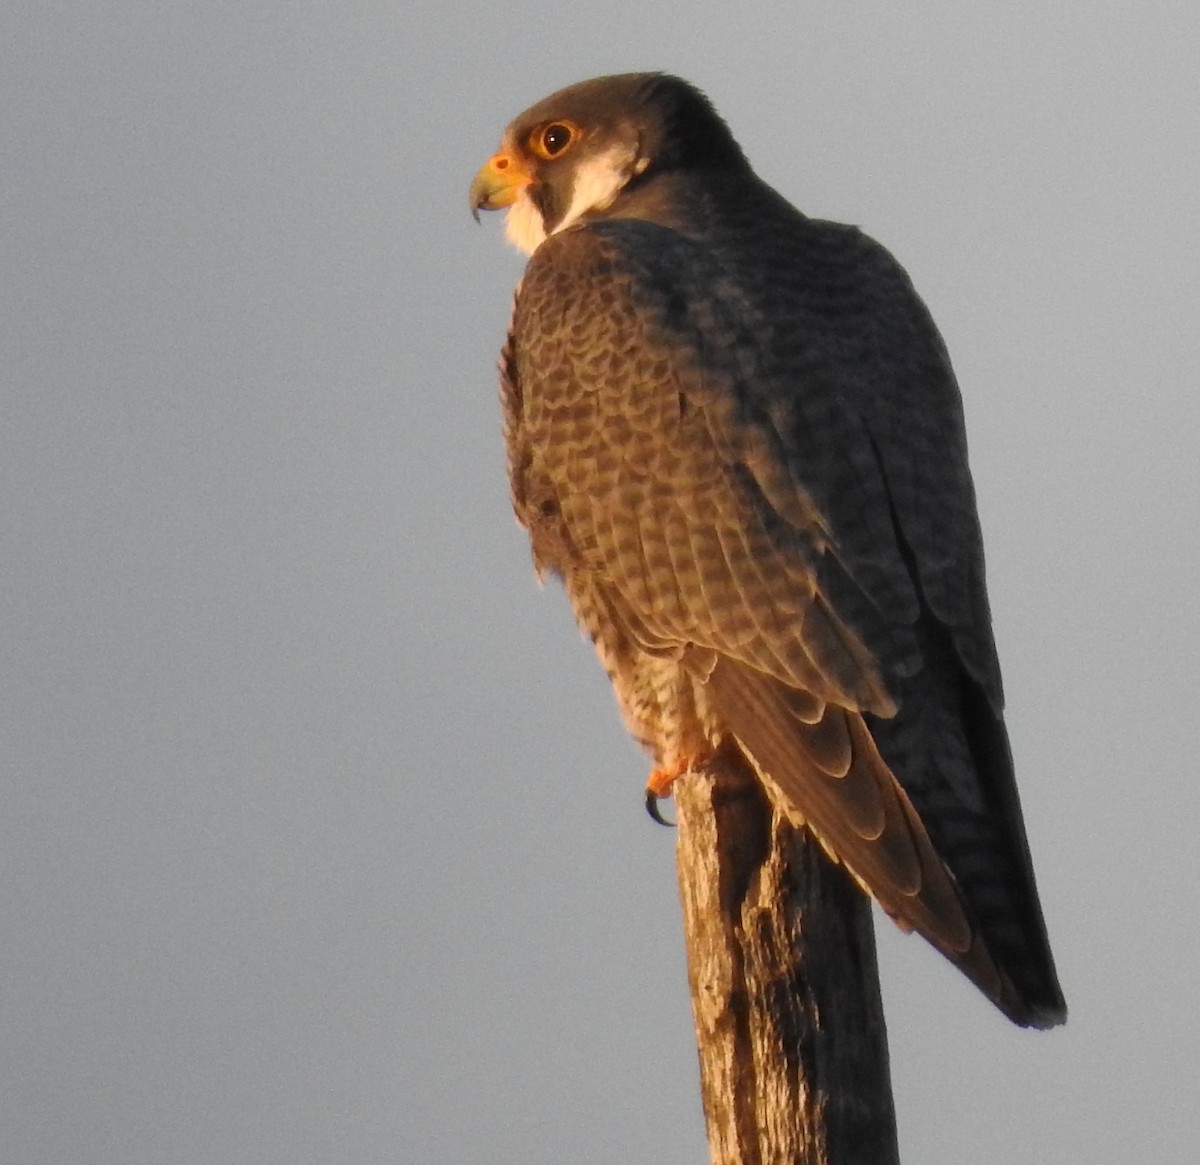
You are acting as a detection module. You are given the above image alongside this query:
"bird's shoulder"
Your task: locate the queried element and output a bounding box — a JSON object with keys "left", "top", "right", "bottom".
{"left": 507, "top": 202, "right": 1000, "bottom": 706}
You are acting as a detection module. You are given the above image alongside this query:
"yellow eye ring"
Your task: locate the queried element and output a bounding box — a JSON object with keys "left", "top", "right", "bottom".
{"left": 531, "top": 121, "right": 578, "bottom": 160}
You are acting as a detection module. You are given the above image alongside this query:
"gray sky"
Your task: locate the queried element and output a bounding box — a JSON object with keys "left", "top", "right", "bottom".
{"left": 4, "top": 2, "right": 1198, "bottom": 1162}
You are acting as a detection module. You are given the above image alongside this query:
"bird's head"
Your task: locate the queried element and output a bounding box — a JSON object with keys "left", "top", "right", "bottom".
{"left": 470, "top": 72, "right": 746, "bottom": 255}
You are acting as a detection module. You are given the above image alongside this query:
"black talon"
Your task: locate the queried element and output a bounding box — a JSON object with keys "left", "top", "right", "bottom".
{"left": 645, "top": 787, "right": 676, "bottom": 827}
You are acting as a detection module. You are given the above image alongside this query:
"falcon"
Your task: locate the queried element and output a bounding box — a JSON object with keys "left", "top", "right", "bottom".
{"left": 470, "top": 72, "right": 1066, "bottom": 1027}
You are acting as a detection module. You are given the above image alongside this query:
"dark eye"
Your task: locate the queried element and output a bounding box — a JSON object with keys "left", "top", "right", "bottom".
{"left": 538, "top": 122, "right": 574, "bottom": 157}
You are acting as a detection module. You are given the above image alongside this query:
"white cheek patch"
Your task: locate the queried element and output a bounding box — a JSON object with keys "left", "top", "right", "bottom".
{"left": 554, "top": 144, "right": 646, "bottom": 236}
{"left": 502, "top": 143, "right": 647, "bottom": 257}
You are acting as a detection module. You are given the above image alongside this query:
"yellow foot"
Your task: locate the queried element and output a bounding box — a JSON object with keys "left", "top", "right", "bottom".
{"left": 647, "top": 766, "right": 680, "bottom": 799}
{"left": 644, "top": 762, "right": 689, "bottom": 827}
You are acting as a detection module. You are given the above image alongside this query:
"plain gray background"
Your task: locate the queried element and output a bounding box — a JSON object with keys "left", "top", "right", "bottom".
{"left": 4, "top": 2, "right": 1198, "bottom": 1162}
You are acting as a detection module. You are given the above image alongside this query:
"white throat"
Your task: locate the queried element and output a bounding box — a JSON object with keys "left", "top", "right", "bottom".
{"left": 503, "top": 192, "right": 547, "bottom": 255}
{"left": 504, "top": 144, "right": 647, "bottom": 257}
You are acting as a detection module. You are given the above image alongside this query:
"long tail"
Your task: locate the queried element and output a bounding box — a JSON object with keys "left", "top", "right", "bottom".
{"left": 704, "top": 657, "right": 1065, "bottom": 1028}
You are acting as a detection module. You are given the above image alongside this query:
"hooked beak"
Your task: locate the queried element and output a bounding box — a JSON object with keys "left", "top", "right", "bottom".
{"left": 470, "top": 149, "right": 534, "bottom": 222}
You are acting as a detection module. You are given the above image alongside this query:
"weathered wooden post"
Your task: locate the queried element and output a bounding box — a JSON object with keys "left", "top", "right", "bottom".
{"left": 673, "top": 751, "right": 900, "bottom": 1165}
